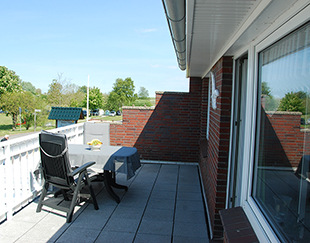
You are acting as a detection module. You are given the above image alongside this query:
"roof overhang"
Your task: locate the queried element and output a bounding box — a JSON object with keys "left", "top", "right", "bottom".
{"left": 164, "top": 0, "right": 307, "bottom": 78}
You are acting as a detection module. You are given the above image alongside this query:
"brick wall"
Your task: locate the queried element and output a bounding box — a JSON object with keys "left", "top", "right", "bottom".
{"left": 260, "top": 110, "right": 310, "bottom": 168}
{"left": 110, "top": 77, "right": 202, "bottom": 162}
{"left": 199, "top": 56, "right": 233, "bottom": 239}
{"left": 109, "top": 57, "right": 233, "bottom": 240}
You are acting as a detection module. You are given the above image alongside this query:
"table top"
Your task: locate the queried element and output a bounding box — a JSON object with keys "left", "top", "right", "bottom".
{"left": 68, "top": 144, "right": 141, "bottom": 179}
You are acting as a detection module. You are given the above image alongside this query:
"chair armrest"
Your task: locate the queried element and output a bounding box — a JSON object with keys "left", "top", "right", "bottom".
{"left": 68, "top": 161, "right": 96, "bottom": 177}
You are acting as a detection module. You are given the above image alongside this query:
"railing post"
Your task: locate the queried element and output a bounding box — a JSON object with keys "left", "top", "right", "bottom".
{"left": 5, "top": 143, "right": 14, "bottom": 221}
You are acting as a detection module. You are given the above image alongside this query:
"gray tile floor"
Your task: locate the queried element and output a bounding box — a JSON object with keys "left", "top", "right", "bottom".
{"left": 0, "top": 163, "right": 210, "bottom": 243}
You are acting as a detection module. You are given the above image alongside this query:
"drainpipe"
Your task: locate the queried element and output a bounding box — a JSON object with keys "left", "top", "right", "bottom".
{"left": 162, "top": 0, "right": 186, "bottom": 71}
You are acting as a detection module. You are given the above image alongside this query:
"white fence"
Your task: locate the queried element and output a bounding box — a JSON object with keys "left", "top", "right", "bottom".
{"left": 0, "top": 123, "right": 84, "bottom": 222}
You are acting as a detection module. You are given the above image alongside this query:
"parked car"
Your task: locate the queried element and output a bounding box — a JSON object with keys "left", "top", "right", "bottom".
{"left": 109, "top": 111, "right": 116, "bottom": 116}
{"left": 104, "top": 110, "right": 110, "bottom": 116}
{"left": 90, "top": 109, "right": 99, "bottom": 116}
{"left": 116, "top": 110, "right": 122, "bottom": 116}
{"left": 83, "top": 110, "right": 87, "bottom": 117}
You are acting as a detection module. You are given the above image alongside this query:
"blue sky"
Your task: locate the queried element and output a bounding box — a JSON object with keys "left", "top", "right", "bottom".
{"left": 1, "top": 0, "right": 188, "bottom": 96}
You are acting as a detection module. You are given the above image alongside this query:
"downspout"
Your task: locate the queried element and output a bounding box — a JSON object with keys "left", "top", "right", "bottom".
{"left": 162, "top": 0, "right": 186, "bottom": 71}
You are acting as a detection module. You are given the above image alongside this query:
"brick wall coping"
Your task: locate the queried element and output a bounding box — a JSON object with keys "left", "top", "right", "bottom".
{"left": 122, "top": 106, "right": 155, "bottom": 110}
{"left": 155, "top": 91, "right": 189, "bottom": 95}
{"left": 220, "top": 207, "right": 259, "bottom": 243}
{"left": 266, "top": 111, "right": 302, "bottom": 115}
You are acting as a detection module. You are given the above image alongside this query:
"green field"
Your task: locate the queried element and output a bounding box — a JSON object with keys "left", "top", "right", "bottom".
{"left": 0, "top": 113, "right": 122, "bottom": 138}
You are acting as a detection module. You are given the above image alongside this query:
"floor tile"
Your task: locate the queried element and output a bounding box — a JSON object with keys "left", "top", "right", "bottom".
{"left": 177, "top": 191, "right": 203, "bottom": 201}
{"left": 143, "top": 207, "right": 174, "bottom": 221}
{"left": 104, "top": 217, "right": 140, "bottom": 233}
{"left": 112, "top": 205, "right": 145, "bottom": 219}
{"left": 55, "top": 226, "right": 101, "bottom": 243}
{"left": 134, "top": 233, "right": 171, "bottom": 243}
{"left": 138, "top": 219, "right": 173, "bottom": 236}
{"left": 176, "top": 199, "right": 204, "bottom": 212}
{"left": 173, "top": 221, "right": 209, "bottom": 238}
{"left": 95, "top": 231, "right": 135, "bottom": 243}
{"left": 147, "top": 198, "right": 176, "bottom": 210}
{"left": 173, "top": 235, "right": 209, "bottom": 243}
{"left": 174, "top": 209, "right": 206, "bottom": 224}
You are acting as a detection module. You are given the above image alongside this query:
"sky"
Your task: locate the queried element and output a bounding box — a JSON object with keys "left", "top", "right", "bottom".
{"left": 1, "top": 0, "right": 189, "bottom": 97}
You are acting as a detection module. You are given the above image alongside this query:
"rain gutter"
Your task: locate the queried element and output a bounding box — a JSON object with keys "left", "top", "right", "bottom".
{"left": 162, "top": 0, "right": 186, "bottom": 71}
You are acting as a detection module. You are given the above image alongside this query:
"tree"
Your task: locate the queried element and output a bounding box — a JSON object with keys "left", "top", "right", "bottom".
{"left": 21, "top": 81, "right": 36, "bottom": 94}
{"left": 0, "top": 66, "right": 22, "bottom": 97}
{"left": 47, "top": 73, "right": 85, "bottom": 107}
{"left": 0, "top": 91, "right": 36, "bottom": 130}
{"left": 261, "top": 81, "right": 272, "bottom": 97}
{"left": 278, "top": 91, "right": 305, "bottom": 113}
{"left": 105, "top": 78, "right": 137, "bottom": 110}
{"left": 47, "top": 78, "right": 63, "bottom": 106}
{"left": 138, "top": 86, "right": 149, "bottom": 99}
{"left": 79, "top": 85, "right": 88, "bottom": 94}
{"left": 62, "top": 83, "right": 83, "bottom": 107}
{"left": 82, "top": 87, "right": 104, "bottom": 111}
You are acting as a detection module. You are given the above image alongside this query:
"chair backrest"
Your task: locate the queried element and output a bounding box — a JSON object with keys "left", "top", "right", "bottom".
{"left": 39, "top": 131, "right": 72, "bottom": 187}
{"left": 83, "top": 122, "right": 110, "bottom": 146}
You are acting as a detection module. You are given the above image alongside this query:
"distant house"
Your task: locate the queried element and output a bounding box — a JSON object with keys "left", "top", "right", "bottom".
{"left": 48, "top": 107, "right": 84, "bottom": 128}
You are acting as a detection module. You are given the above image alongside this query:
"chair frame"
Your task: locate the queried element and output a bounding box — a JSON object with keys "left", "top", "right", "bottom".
{"left": 36, "top": 131, "right": 99, "bottom": 223}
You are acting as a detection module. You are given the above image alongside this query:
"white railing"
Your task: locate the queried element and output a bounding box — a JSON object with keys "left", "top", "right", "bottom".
{"left": 0, "top": 123, "right": 84, "bottom": 222}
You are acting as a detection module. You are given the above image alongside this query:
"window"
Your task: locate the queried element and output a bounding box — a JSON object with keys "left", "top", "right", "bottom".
{"left": 252, "top": 22, "right": 310, "bottom": 242}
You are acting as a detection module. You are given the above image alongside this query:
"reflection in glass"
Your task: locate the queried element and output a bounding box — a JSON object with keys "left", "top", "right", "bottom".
{"left": 252, "top": 22, "right": 310, "bottom": 242}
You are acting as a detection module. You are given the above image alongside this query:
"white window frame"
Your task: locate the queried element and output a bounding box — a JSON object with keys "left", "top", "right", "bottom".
{"left": 236, "top": 4, "right": 310, "bottom": 243}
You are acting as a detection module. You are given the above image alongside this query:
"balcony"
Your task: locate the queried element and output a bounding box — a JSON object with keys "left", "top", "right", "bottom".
{"left": 0, "top": 123, "right": 210, "bottom": 242}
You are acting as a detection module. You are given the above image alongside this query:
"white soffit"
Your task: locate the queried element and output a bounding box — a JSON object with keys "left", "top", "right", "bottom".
{"left": 186, "top": 0, "right": 267, "bottom": 77}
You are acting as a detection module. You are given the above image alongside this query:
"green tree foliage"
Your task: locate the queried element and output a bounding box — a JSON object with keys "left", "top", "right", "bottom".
{"left": 21, "top": 81, "right": 36, "bottom": 94}
{"left": 47, "top": 78, "right": 63, "bottom": 106}
{"left": 79, "top": 85, "right": 88, "bottom": 94}
{"left": 47, "top": 73, "right": 84, "bottom": 107}
{"left": 261, "top": 81, "right": 272, "bottom": 97}
{"left": 105, "top": 78, "right": 137, "bottom": 111}
{"left": 0, "top": 66, "right": 22, "bottom": 97}
{"left": 23, "top": 111, "right": 34, "bottom": 130}
{"left": 63, "top": 83, "right": 84, "bottom": 107}
{"left": 36, "top": 88, "right": 42, "bottom": 94}
{"left": 82, "top": 87, "right": 104, "bottom": 111}
{"left": 133, "top": 99, "right": 153, "bottom": 107}
{"left": 33, "top": 95, "right": 50, "bottom": 129}
{"left": 0, "top": 91, "right": 35, "bottom": 130}
{"left": 278, "top": 91, "right": 305, "bottom": 113}
{"left": 264, "top": 96, "right": 280, "bottom": 112}
{"left": 138, "top": 86, "right": 149, "bottom": 99}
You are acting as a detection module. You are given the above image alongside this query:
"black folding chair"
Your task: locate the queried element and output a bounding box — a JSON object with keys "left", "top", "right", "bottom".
{"left": 36, "top": 131, "right": 99, "bottom": 223}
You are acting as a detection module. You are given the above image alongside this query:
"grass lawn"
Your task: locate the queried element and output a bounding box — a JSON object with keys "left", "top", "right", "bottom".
{"left": 0, "top": 113, "right": 122, "bottom": 138}
{"left": 0, "top": 113, "right": 53, "bottom": 137}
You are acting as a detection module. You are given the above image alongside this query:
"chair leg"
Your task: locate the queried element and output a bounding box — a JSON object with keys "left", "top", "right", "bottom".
{"left": 36, "top": 182, "right": 49, "bottom": 213}
{"left": 85, "top": 173, "right": 99, "bottom": 210}
{"left": 66, "top": 172, "right": 85, "bottom": 223}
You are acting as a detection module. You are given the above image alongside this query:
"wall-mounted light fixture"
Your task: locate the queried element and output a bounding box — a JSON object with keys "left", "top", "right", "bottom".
{"left": 210, "top": 71, "right": 219, "bottom": 109}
